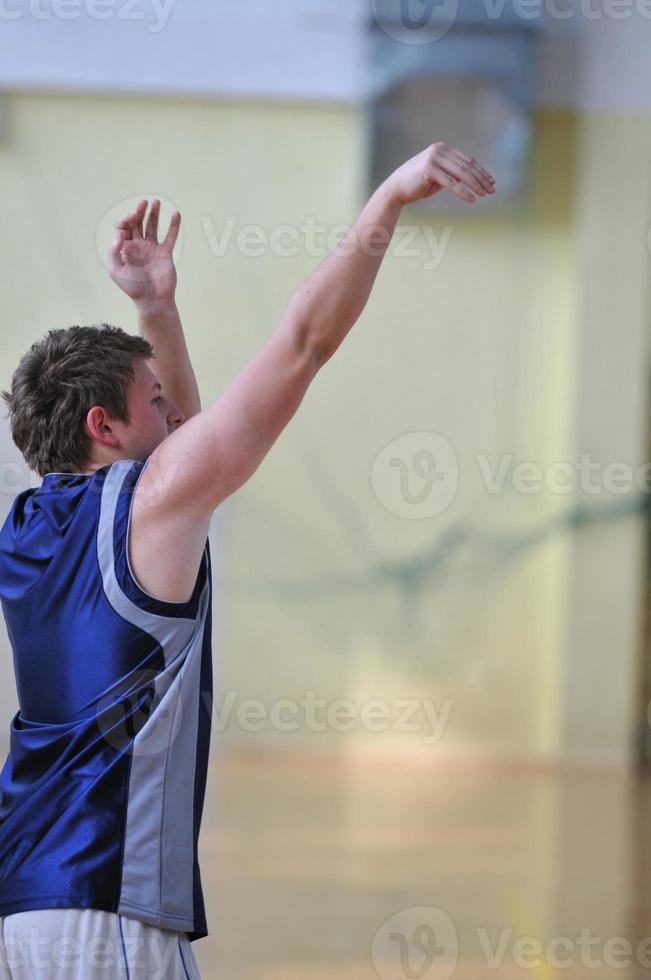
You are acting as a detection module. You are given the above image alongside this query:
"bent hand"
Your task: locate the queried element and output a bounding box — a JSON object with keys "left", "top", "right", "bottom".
{"left": 107, "top": 199, "right": 181, "bottom": 307}
{"left": 384, "top": 142, "right": 495, "bottom": 207}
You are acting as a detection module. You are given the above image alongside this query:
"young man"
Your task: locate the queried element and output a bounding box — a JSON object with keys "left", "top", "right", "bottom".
{"left": 0, "top": 142, "right": 494, "bottom": 977}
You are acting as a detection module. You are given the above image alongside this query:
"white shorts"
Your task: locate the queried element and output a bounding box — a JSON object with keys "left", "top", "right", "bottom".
{"left": 0, "top": 909, "right": 202, "bottom": 979}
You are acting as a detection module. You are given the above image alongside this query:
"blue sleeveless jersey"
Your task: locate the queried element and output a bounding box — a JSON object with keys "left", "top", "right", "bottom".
{"left": 0, "top": 457, "right": 213, "bottom": 941}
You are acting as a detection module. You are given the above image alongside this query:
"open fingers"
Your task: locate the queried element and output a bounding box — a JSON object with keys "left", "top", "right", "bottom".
{"left": 163, "top": 210, "right": 181, "bottom": 251}
{"left": 114, "top": 200, "right": 147, "bottom": 241}
{"left": 114, "top": 214, "right": 133, "bottom": 241}
{"left": 450, "top": 150, "right": 495, "bottom": 193}
{"left": 431, "top": 143, "right": 495, "bottom": 195}
{"left": 130, "top": 199, "right": 148, "bottom": 240}
{"left": 107, "top": 226, "right": 128, "bottom": 269}
{"left": 427, "top": 165, "right": 476, "bottom": 204}
{"left": 145, "top": 199, "right": 160, "bottom": 242}
{"left": 436, "top": 148, "right": 495, "bottom": 197}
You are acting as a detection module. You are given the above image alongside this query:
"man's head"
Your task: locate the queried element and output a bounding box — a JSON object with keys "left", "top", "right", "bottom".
{"left": 2, "top": 323, "right": 185, "bottom": 478}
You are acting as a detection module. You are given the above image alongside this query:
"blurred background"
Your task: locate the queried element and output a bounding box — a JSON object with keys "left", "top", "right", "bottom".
{"left": 1, "top": 0, "right": 650, "bottom": 976}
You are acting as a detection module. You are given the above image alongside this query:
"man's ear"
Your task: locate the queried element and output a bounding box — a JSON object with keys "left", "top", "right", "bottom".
{"left": 85, "top": 406, "right": 120, "bottom": 448}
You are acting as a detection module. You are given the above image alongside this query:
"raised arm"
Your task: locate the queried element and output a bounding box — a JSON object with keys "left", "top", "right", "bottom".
{"left": 107, "top": 199, "right": 202, "bottom": 422}
{"left": 143, "top": 142, "right": 495, "bottom": 519}
{"left": 286, "top": 142, "right": 494, "bottom": 365}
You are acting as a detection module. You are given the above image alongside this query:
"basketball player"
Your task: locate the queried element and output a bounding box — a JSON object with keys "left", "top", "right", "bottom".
{"left": 0, "top": 142, "right": 494, "bottom": 978}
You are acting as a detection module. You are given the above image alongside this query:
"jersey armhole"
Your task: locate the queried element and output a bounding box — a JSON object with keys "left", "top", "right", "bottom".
{"left": 112, "top": 458, "right": 209, "bottom": 621}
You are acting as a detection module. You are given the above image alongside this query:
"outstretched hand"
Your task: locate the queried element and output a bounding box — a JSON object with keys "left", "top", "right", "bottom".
{"left": 386, "top": 142, "right": 495, "bottom": 207}
{"left": 107, "top": 199, "right": 181, "bottom": 306}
